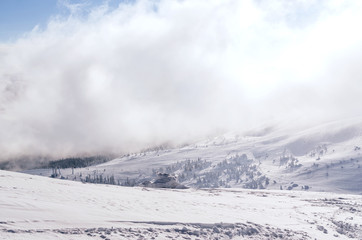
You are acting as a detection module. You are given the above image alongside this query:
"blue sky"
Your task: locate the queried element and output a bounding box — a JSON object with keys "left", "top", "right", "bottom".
{"left": 0, "top": 0, "right": 59, "bottom": 41}
{"left": 0, "top": 0, "right": 124, "bottom": 42}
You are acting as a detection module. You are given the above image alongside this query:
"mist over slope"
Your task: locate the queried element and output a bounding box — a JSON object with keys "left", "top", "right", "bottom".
{"left": 1, "top": 0, "right": 362, "bottom": 161}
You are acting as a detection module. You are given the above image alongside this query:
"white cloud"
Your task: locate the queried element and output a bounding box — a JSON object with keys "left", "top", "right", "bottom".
{"left": 0, "top": 0, "right": 362, "bottom": 160}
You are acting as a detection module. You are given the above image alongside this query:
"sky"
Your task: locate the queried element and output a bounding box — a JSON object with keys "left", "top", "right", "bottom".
{"left": 0, "top": 0, "right": 362, "bottom": 161}
{"left": 0, "top": 0, "right": 122, "bottom": 41}
{"left": 0, "top": 0, "right": 61, "bottom": 42}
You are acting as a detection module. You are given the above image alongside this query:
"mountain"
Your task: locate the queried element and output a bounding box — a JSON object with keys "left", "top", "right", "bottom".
{"left": 24, "top": 117, "right": 362, "bottom": 194}
{"left": 2, "top": 117, "right": 362, "bottom": 239}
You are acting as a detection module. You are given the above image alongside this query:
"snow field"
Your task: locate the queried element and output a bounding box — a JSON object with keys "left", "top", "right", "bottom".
{"left": 1, "top": 170, "right": 362, "bottom": 239}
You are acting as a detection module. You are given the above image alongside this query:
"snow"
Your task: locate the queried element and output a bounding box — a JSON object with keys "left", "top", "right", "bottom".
{"left": 3, "top": 118, "right": 362, "bottom": 239}
{"left": 24, "top": 117, "right": 362, "bottom": 194}
{"left": 1, "top": 170, "right": 362, "bottom": 239}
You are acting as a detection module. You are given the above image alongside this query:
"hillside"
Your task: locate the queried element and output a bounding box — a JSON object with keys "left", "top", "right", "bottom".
{"left": 25, "top": 117, "right": 362, "bottom": 194}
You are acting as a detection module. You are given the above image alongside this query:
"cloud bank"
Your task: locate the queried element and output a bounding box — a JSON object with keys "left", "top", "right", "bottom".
{"left": 1, "top": 0, "right": 362, "bottom": 160}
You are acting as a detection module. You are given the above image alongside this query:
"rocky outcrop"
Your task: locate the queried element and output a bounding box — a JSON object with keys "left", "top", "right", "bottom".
{"left": 141, "top": 173, "right": 187, "bottom": 189}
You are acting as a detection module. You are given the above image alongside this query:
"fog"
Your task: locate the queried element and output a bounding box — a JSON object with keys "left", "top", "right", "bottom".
{"left": 1, "top": 0, "right": 362, "bottom": 160}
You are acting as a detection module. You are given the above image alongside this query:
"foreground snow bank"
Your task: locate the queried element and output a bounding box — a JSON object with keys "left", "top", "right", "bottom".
{"left": 1, "top": 170, "right": 361, "bottom": 239}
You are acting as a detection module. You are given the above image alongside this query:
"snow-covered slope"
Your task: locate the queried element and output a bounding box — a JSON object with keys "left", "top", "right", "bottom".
{"left": 25, "top": 117, "right": 362, "bottom": 194}
{"left": 1, "top": 170, "right": 362, "bottom": 239}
